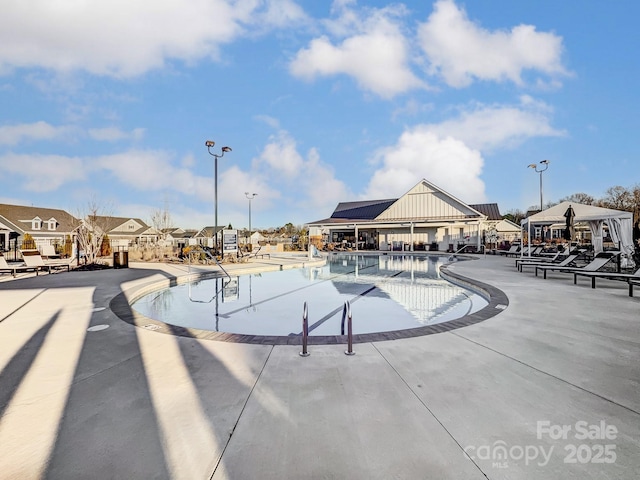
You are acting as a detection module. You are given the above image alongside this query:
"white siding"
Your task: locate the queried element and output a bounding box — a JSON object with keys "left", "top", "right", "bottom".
{"left": 376, "top": 181, "right": 480, "bottom": 221}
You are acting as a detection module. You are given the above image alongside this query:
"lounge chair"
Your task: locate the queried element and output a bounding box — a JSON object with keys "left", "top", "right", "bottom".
{"left": 574, "top": 265, "right": 640, "bottom": 295}
{"left": 515, "top": 249, "right": 582, "bottom": 272}
{"left": 40, "top": 244, "right": 61, "bottom": 259}
{"left": 0, "top": 256, "right": 37, "bottom": 277}
{"left": 498, "top": 245, "right": 519, "bottom": 256}
{"left": 21, "top": 251, "right": 72, "bottom": 273}
{"left": 535, "top": 251, "right": 619, "bottom": 279}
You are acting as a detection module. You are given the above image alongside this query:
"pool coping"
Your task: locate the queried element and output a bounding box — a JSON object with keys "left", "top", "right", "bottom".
{"left": 110, "top": 255, "right": 509, "bottom": 345}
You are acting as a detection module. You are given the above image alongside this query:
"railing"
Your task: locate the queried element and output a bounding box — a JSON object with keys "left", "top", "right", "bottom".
{"left": 300, "top": 300, "right": 355, "bottom": 357}
{"left": 186, "top": 245, "right": 233, "bottom": 304}
{"left": 299, "top": 302, "right": 310, "bottom": 357}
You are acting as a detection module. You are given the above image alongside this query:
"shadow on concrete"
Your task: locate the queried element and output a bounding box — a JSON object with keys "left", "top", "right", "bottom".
{"left": 0, "top": 267, "right": 271, "bottom": 479}
{"left": 0, "top": 311, "right": 60, "bottom": 419}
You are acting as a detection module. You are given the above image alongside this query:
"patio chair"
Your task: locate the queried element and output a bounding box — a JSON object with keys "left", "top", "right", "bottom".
{"left": 504, "top": 245, "right": 525, "bottom": 257}
{"left": 535, "top": 251, "right": 619, "bottom": 279}
{"left": 515, "top": 248, "right": 583, "bottom": 272}
{"left": 498, "top": 245, "right": 519, "bottom": 256}
{"left": 0, "top": 255, "right": 37, "bottom": 277}
{"left": 46, "top": 256, "right": 76, "bottom": 271}
{"left": 40, "top": 244, "right": 61, "bottom": 259}
{"left": 574, "top": 265, "right": 640, "bottom": 295}
{"left": 21, "top": 251, "right": 72, "bottom": 274}
{"left": 21, "top": 252, "right": 53, "bottom": 274}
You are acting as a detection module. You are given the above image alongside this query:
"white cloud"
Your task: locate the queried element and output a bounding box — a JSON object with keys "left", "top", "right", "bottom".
{"left": 96, "top": 149, "right": 213, "bottom": 198}
{"left": 0, "top": 0, "right": 306, "bottom": 78}
{"left": 88, "top": 127, "right": 145, "bottom": 142}
{"left": 0, "top": 153, "right": 85, "bottom": 191}
{"left": 256, "top": 130, "right": 305, "bottom": 178}
{"left": 364, "top": 130, "right": 485, "bottom": 202}
{"left": 417, "top": 0, "right": 568, "bottom": 88}
{"left": 289, "top": 3, "right": 424, "bottom": 98}
{"left": 0, "top": 121, "right": 74, "bottom": 145}
{"left": 423, "top": 96, "right": 566, "bottom": 152}
{"left": 363, "top": 95, "right": 565, "bottom": 202}
{"left": 254, "top": 128, "right": 351, "bottom": 211}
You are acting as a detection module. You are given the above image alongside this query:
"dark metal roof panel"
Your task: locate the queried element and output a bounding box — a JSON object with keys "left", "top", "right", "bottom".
{"left": 330, "top": 199, "right": 397, "bottom": 220}
{"left": 469, "top": 203, "right": 502, "bottom": 220}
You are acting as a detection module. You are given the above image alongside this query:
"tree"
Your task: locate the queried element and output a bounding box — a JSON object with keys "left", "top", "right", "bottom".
{"left": 72, "top": 200, "right": 116, "bottom": 265}
{"left": 630, "top": 184, "right": 640, "bottom": 222}
{"left": 503, "top": 209, "right": 526, "bottom": 225}
{"left": 559, "top": 192, "right": 595, "bottom": 205}
{"left": 598, "top": 186, "right": 633, "bottom": 211}
{"left": 100, "top": 234, "right": 112, "bottom": 256}
{"left": 283, "top": 222, "right": 295, "bottom": 236}
{"left": 150, "top": 202, "right": 173, "bottom": 242}
{"left": 21, "top": 233, "right": 36, "bottom": 250}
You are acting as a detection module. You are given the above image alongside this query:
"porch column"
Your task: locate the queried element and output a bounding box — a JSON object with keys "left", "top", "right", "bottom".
{"left": 355, "top": 225, "right": 359, "bottom": 251}
{"left": 410, "top": 223, "right": 414, "bottom": 251}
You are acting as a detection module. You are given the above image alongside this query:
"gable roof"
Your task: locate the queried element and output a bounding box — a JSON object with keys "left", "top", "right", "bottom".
{"left": 375, "top": 179, "right": 485, "bottom": 221}
{"left": 93, "top": 216, "right": 152, "bottom": 236}
{"left": 307, "top": 179, "right": 485, "bottom": 226}
{"left": 0, "top": 203, "right": 78, "bottom": 234}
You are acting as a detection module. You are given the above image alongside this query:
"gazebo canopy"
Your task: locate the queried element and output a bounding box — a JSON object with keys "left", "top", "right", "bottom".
{"left": 520, "top": 201, "right": 634, "bottom": 256}
{"left": 520, "top": 201, "right": 632, "bottom": 225}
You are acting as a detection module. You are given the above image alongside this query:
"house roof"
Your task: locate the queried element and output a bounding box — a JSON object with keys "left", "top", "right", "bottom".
{"left": 469, "top": 203, "right": 502, "bottom": 221}
{"left": 331, "top": 199, "right": 397, "bottom": 220}
{"left": 0, "top": 203, "right": 78, "bottom": 234}
{"left": 195, "top": 226, "right": 225, "bottom": 237}
{"left": 94, "top": 216, "right": 153, "bottom": 236}
{"left": 308, "top": 179, "right": 485, "bottom": 226}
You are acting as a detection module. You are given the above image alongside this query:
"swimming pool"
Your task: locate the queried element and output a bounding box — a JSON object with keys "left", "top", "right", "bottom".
{"left": 130, "top": 254, "right": 491, "bottom": 339}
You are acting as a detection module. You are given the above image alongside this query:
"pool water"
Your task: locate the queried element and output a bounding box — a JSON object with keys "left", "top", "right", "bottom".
{"left": 132, "top": 254, "right": 488, "bottom": 336}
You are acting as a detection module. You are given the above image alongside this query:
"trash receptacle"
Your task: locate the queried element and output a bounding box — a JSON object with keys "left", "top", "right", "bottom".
{"left": 113, "top": 249, "right": 129, "bottom": 269}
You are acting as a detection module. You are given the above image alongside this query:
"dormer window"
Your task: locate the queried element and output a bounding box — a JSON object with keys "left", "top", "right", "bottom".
{"left": 48, "top": 218, "right": 57, "bottom": 231}
{"left": 32, "top": 217, "right": 42, "bottom": 230}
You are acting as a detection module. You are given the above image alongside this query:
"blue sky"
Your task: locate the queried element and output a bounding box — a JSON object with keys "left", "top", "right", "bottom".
{"left": 1, "top": 0, "right": 639, "bottom": 230}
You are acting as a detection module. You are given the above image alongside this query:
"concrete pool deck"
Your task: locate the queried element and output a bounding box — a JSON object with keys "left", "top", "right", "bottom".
{"left": 0, "top": 252, "right": 638, "bottom": 479}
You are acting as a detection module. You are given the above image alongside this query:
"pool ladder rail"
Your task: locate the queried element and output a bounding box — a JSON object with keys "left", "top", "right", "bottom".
{"left": 300, "top": 301, "right": 355, "bottom": 357}
{"left": 186, "top": 246, "right": 234, "bottom": 306}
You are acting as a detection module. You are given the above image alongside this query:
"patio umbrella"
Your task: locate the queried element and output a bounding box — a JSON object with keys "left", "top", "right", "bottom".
{"left": 563, "top": 205, "right": 575, "bottom": 241}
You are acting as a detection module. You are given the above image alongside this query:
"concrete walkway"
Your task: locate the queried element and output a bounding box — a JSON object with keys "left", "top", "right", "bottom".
{"left": 0, "top": 253, "right": 638, "bottom": 479}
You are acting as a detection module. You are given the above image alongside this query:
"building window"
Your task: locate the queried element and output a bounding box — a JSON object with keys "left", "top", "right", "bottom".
{"left": 48, "top": 220, "right": 56, "bottom": 230}
{"left": 32, "top": 218, "right": 41, "bottom": 230}
{"left": 128, "top": 224, "right": 135, "bottom": 230}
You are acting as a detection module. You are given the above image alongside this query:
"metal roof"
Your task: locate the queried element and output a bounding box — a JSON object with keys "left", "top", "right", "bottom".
{"left": 330, "top": 199, "right": 397, "bottom": 220}
{"left": 468, "top": 203, "right": 502, "bottom": 220}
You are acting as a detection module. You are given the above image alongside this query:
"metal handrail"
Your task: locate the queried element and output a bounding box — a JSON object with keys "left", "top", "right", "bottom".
{"left": 299, "top": 301, "right": 310, "bottom": 357}
{"left": 340, "top": 301, "right": 349, "bottom": 335}
{"left": 186, "top": 245, "right": 233, "bottom": 303}
{"left": 343, "top": 300, "right": 355, "bottom": 356}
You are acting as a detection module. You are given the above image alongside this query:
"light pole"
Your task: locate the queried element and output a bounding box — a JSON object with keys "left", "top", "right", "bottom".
{"left": 528, "top": 160, "right": 550, "bottom": 212}
{"left": 245, "top": 192, "right": 257, "bottom": 248}
{"left": 206, "top": 140, "right": 232, "bottom": 254}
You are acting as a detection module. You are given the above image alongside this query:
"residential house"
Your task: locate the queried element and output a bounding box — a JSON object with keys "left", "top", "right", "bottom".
{"left": 0, "top": 203, "right": 78, "bottom": 259}
{"left": 98, "top": 216, "right": 158, "bottom": 248}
